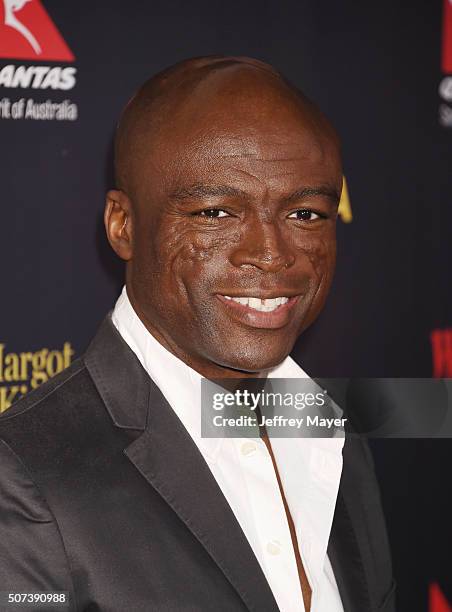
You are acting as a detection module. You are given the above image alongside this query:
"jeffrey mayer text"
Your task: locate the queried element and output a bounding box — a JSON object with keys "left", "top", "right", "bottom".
{"left": 212, "top": 414, "right": 347, "bottom": 429}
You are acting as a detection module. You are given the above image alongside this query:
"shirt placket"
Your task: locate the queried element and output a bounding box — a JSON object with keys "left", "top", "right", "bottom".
{"left": 232, "top": 436, "right": 306, "bottom": 612}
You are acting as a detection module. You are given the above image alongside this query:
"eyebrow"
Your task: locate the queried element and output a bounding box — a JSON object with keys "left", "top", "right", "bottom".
{"left": 284, "top": 186, "right": 340, "bottom": 206}
{"left": 169, "top": 184, "right": 246, "bottom": 200}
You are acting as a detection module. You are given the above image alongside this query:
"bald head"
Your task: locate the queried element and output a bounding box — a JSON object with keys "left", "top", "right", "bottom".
{"left": 114, "top": 55, "right": 340, "bottom": 200}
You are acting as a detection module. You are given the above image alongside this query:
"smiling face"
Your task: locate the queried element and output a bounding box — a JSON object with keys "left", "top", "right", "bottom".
{"left": 106, "top": 59, "right": 342, "bottom": 377}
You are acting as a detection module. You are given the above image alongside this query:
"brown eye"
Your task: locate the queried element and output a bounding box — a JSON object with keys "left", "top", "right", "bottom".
{"left": 197, "top": 209, "right": 230, "bottom": 218}
{"left": 288, "top": 209, "right": 321, "bottom": 221}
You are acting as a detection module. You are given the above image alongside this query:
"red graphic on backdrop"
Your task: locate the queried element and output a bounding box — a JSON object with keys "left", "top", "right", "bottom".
{"left": 0, "top": 0, "right": 74, "bottom": 62}
{"left": 431, "top": 329, "right": 452, "bottom": 377}
{"left": 443, "top": 0, "right": 452, "bottom": 73}
{"left": 430, "top": 583, "right": 452, "bottom": 612}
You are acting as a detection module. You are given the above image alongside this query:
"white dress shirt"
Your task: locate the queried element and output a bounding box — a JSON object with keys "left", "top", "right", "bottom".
{"left": 112, "top": 286, "right": 345, "bottom": 612}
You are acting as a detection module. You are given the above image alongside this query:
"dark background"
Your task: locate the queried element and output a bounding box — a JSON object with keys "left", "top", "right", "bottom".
{"left": 1, "top": 1, "right": 451, "bottom": 610}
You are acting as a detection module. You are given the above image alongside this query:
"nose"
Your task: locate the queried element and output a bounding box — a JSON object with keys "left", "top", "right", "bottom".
{"left": 229, "top": 217, "right": 296, "bottom": 273}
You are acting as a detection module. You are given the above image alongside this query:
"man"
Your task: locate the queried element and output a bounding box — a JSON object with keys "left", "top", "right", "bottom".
{"left": 0, "top": 56, "right": 395, "bottom": 611}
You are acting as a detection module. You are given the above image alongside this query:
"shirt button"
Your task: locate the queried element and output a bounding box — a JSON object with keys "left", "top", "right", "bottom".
{"left": 241, "top": 441, "right": 257, "bottom": 456}
{"left": 266, "top": 540, "right": 282, "bottom": 555}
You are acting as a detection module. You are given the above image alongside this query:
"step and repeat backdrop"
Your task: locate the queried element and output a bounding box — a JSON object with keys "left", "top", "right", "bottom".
{"left": 1, "top": 0, "right": 451, "bottom": 610}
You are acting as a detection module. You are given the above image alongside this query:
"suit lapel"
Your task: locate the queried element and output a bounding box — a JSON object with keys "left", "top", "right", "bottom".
{"left": 328, "top": 492, "right": 370, "bottom": 612}
{"left": 328, "top": 436, "right": 373, "bottom": 612}
{"left": 125, "top": 393, "right": 279, "bottom": 612}
{"left": 313, "top": 377, "right": 373, "bottom": 612}
{"left": 85, "top": 314, "right": 279, "bottom": 612}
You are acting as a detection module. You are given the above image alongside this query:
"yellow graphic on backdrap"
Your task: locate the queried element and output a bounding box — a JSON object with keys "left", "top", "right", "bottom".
{"left": 0, "top": 342, "right": 75, "bottom": 412}
{"left": 338, "top": 176, "right": 352, "bottom": 223}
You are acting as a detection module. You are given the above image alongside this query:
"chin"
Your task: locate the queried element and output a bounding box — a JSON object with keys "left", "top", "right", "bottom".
{"left": 217, "top": 348, "right": 290, "bottom": 374}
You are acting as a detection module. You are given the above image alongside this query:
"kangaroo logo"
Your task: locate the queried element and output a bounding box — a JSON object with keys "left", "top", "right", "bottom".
{"left": 0, "top": 0, "right": 74, "bottom": 61}
{"left": 4, "top": 0, "right": 41, "bottom": 54}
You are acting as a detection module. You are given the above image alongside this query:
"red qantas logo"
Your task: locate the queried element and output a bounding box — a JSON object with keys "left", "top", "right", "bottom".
{"left": 443, "top": 0, "right": 452, "bottom": 73}
{"left": 431, "top": 328, "right": 452, "bottom": 378}
{"left": 430, "top": 583, "right": 452, "bottom": 612}
{"left": 0, "top": 0, "right": 74, "bottom": 62}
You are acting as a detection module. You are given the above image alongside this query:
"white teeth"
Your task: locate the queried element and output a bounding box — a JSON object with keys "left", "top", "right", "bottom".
{"left": 222, "top": 295, "right": 291, "bottom": 312}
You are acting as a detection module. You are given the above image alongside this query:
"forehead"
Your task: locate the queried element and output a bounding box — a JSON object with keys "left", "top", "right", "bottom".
{"left": 149, "top": 131, "right": 341, "bottom": 206}
{"left": 175, "top": 136, "right": 335, "bottom": 193}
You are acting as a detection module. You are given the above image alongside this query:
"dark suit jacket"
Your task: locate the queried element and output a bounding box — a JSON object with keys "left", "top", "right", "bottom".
{"left": 0, "top": 315, "right": 396, "bottom": 611}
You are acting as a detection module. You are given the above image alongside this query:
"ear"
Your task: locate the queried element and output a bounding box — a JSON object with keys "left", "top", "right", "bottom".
{"left": 104, "top": 190, "right": 133, "bottom": 261}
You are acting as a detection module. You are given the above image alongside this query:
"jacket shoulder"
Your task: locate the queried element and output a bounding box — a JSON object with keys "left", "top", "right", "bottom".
{"left": 0, "top": 357, "right": 86, "bottom": 422}
{"left": 0, "top": 356, "right": 110, "bottom": 468}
